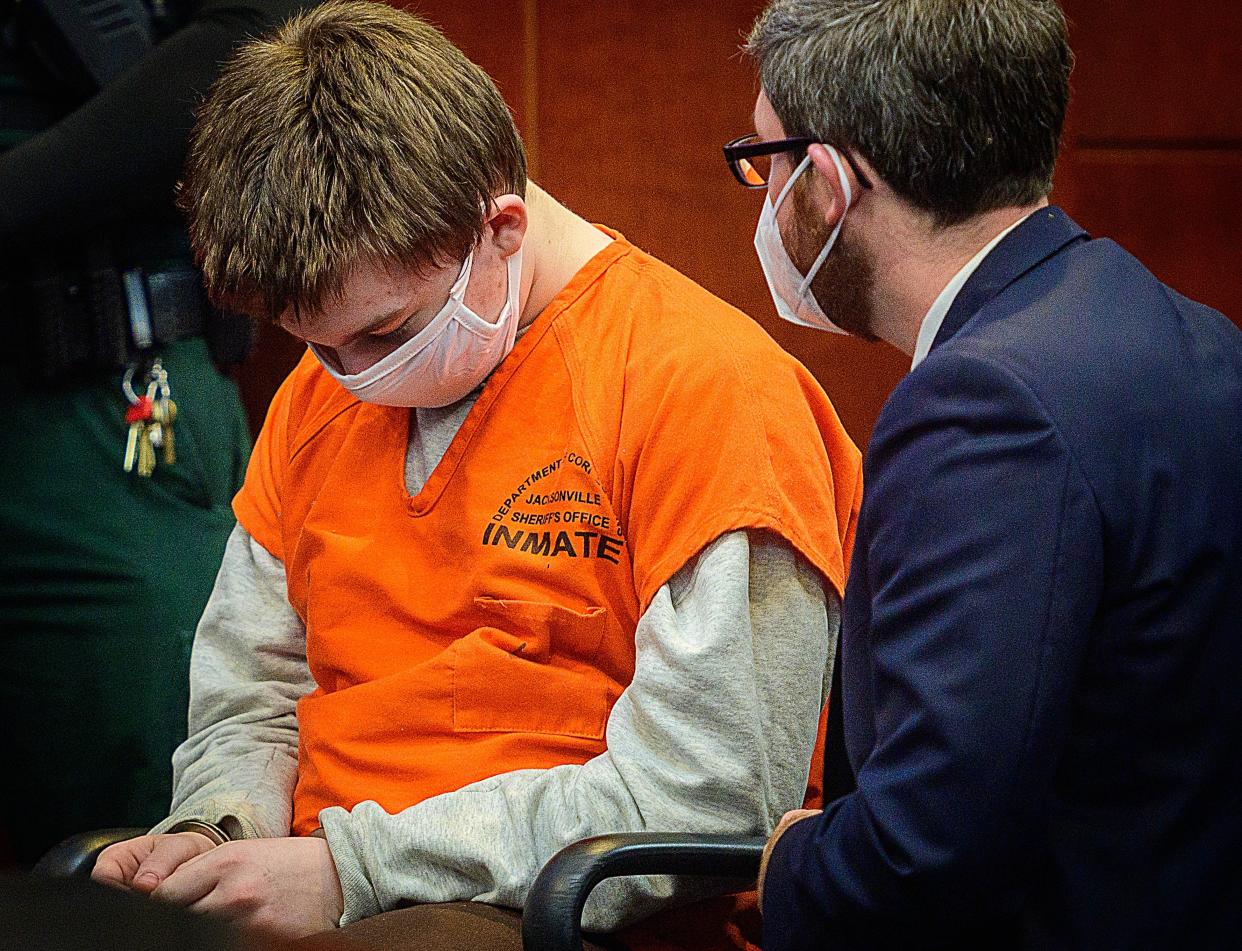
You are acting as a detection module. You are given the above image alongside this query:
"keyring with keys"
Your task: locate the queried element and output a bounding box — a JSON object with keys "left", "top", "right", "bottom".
{"left": 122, "top": 358, "right": 178, "bottom": 477}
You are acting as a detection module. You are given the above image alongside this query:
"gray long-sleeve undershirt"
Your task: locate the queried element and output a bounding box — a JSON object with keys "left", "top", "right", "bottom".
{"left": 154, "top": 398, "right": 839, "bottom": 932}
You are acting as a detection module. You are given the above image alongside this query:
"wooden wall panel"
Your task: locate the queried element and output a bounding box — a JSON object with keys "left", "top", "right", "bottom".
{"left": 1061, "top": 0, "right": 1242, "bottom": 145}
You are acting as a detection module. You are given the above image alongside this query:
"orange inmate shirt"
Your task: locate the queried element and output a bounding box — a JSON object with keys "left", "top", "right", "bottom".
{"left": 233, "top": 230, "right": 862, "bottom": 949}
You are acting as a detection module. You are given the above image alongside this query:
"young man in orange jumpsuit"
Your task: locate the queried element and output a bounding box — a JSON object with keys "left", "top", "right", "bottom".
{"left": 92, "top": 3, "right": 861, "bottom": 947}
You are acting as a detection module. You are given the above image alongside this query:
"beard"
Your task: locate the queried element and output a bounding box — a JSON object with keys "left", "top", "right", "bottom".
{"left": 786, "top": 179, "right": 878, "bottom": 341}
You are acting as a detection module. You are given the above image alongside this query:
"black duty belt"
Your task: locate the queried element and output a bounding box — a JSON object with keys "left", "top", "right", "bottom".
{"left": 1, "top": 264, "right": 252, "bottom": 380}
{"left": 123, "top": 267, "right": 210, "bottom": 347}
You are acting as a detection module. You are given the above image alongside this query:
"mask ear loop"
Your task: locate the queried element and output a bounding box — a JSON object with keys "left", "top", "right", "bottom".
{"left": 796, "top": 146, "right": 854, "bottom": 300}
{"left": 448, "top": 250, "right": 475, "bottom": 302}
{"left": 498, "top": 245, "right": 525, "bottom": 345}
{"left": 772, "top": 154, "right": 813, "bottom": 215}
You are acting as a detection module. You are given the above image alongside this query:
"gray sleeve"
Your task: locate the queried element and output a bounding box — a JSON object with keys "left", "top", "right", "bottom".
{"left": 320, "top": 529, "right": 839, "bottom": 932}
{"left": 150, "top": 523, "right": 313, "bottom": 841}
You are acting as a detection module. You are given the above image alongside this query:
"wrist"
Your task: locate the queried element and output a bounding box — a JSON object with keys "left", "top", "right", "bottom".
{"left": 166, "top": 818, "right": 230, "bottom": 846}
{"left": 759, "top": 810, "right": 819, "bottom": 914}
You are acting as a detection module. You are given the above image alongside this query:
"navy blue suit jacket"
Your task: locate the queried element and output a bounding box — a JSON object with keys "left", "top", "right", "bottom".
{"left": 763, "top": 208, "right": 1242, "bottom": 949}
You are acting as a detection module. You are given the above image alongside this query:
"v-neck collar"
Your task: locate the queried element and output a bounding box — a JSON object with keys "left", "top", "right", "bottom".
{"left": 400, "top": 229, "right": 633, "bottom": 516}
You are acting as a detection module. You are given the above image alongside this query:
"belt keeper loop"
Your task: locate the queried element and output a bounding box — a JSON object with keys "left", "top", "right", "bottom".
{"left": 121, "top": 267, "right": 154, "bottom": 351}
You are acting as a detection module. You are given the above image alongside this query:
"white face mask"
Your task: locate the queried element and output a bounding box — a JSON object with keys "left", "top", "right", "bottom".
{"left": 310, "top": 245, "right": 524, "bottom": 408}
{"left": 753, "top": 147, "right": 853, "bottom": 335}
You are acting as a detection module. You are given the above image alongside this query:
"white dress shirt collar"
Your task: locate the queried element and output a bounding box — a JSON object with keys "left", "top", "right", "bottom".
{"left": 910, "top": 213, "right": 1033, "bottom": 369}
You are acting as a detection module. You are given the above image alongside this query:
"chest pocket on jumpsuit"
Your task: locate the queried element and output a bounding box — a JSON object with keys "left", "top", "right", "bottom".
{"left": 453, "top": 596, "right": 612, "bottom": 740}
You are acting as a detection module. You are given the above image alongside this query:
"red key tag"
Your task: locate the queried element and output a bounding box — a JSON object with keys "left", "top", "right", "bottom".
{"left": 125, "top": 395, "right": 154, "bottom": 425}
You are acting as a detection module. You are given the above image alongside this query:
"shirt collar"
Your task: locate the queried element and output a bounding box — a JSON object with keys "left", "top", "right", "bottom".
{"left": 910, "top": 213, "right": 1033, "bottom": 369}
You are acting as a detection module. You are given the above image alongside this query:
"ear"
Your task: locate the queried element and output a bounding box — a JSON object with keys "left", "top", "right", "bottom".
{"left": 485, "top": 194, "right": 528, "bottom": 258}
{"left": 805, "top": 144, "right": 859, "bottom": 230}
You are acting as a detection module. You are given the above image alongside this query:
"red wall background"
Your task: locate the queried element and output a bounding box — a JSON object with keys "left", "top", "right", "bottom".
{"left": 239, "top": 0, "right": 1242, "bottom": 450}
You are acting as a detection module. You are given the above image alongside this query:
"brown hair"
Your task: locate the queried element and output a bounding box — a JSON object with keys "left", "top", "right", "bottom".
{"left": 179, "top": 0, "right": 527, "bottom": 318}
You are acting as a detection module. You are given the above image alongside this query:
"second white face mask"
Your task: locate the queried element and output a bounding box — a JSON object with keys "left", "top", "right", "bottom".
{"left": 753, "top": 147, "right": 853, "bottom": 335}
{"left": 311, "top": 245, "right": 524, "bottom": 408}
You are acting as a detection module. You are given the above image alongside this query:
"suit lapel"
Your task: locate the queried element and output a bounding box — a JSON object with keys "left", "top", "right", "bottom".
{"left": 930, "top": 206, "right": 1090, "bottom": 354}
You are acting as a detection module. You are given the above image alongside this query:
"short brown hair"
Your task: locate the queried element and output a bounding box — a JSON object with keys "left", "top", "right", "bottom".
{"left": 748, "top": 0, "right": 1072, "bottom": 228}
{"left": 180, "top": 0, "right": 527, "bottom": 317}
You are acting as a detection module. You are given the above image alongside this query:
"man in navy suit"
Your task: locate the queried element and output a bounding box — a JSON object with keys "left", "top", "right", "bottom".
{"left": 726, "top": 1, "right": 1242, "bottom": 947}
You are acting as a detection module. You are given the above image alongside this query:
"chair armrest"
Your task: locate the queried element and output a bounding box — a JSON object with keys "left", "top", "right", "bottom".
{"left": 521, "top": 833, "right": 765, "bottom": 951}
{"left": 33, "top": 827, "right": 147, "bottom": 878}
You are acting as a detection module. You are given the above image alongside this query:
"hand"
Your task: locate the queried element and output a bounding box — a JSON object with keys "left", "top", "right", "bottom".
{"left": 91, "top": 831, "right": 218, "bottom": 893}
{"left": 151, "top": 836, "right": 345, "bottom": 940}
{"left": 757, "top": 808, "right": 821, "bottom": 912}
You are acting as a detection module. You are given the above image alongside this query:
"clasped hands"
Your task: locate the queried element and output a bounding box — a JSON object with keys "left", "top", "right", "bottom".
{"left": 91, "top": 831, "right": 344, "bottom": 940}
{"left": 92, "top": 807, "right": 821, "bottom": 933}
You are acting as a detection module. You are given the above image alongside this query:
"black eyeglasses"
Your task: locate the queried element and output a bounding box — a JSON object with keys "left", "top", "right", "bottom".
{"left": 723, "top": 133, "right": 873, "bottom": 191}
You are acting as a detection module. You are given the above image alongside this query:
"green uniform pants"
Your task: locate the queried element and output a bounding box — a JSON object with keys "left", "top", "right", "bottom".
{"left": 0, "top": 338, "right": 249, "bottom": 865}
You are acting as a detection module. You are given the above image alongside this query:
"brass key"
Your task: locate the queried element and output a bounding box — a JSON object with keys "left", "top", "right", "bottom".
{"left": 136, "top": 421, "right": 157, "bottom": 477}
{"left": 159, "top": 398, "right": 177, "bottom": 465}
